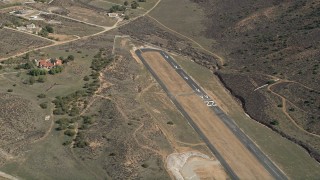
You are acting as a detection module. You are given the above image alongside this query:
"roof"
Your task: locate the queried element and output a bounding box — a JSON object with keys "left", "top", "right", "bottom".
{"left": 38, "top": 59, "right": 62, "bottom": 68}
{"left": 107, "top": 13, "right": 118, "bottom": 17}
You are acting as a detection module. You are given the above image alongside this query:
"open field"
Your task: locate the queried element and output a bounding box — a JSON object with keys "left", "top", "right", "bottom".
{"left": 0, "top": 28, "right": 53, "bottom": 59}
{"left": 141, "top": 51, "right": 274, "bottom": 179}
{"left": 172, "top": 54, "right": 320, "bottom": 179}
{"left": 39, "top": 14, "right": 104, "bottom": 37}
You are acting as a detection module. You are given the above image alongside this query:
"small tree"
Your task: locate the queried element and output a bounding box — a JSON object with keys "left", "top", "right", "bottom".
{"left": 131, "top": 1, "right": 139, "bottom": 9}
{"left": 40, "top": 102, "right": 48, "bottom": 109}
{"left": 270, "top": 120, "right": 279, "bottom": 126}
{"left": 64, "top": 129, "right": 76, "bottom": 136}
{"left": 67, "top": 55, "right": 74, "bottom": 62}
{"left": 124, "top": 1, "right": 128, "bottom": 6}
{"left": 37, "top": 93, "right": 46, "bottom": 98}
{"left": 83, "top": 76, "right": 90, "bottom": 81}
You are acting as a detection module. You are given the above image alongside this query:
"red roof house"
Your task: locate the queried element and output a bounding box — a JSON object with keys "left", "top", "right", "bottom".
{"left": 37, "top": 58, "right": 62, "bottom": 69}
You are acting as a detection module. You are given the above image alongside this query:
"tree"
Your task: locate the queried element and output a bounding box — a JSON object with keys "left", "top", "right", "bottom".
{"left": 124, "top": 1, "right": 128, "bottom": 6}
{"left": 124, "top": 15, "right": 129, "bottom": 20}
{"left": 37, "top": 93, "right": 46, "bottom": 98}
{"left": 64, "top": 129, "right": 76, "bottom": 136}
{"left": 40, "top": 102, "right": 48, "bottom": 109}
{"left": 45, "top": 25, "right": 54, "bottom": 33}
{"left": 131, "top": 1, "right": 139, "bottom": 9}
{"left": 67, "top": 55, "right": 74, "bottom": 61}
{"left": 83, "top": 76, "right": 90, "bottom": 81}
{"left": 270, "top": 120, "right": 279, "bottom": 125}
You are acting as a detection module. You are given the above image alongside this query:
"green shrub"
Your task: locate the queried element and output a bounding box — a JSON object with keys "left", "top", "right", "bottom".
{"left": 64, "top": 129, "right": 76, "bottom": 136}
{"left": 38, "top": 93, "right": 46, "bottom": 98}
{"left": 40, "top": 102, "right": 48, "bottom": 109}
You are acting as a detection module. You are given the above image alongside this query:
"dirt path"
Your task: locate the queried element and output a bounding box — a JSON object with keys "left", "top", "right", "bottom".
{"left": 0, "top": 0, "right": 162, "bottom": 62}
{"left": 0, "top": 171, "right": 18, "bottom": 180}
{"left": 146, "top": 14, "right": 225, "bottom": 65}
{"left": 268, "top": 82, "right": 320, "bottom": 138}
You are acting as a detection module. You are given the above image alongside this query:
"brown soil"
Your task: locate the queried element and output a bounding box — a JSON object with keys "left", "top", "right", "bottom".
{"left": 49, "top": 33, "right": 77, "bottom": 41}
{"left": 182, "top": 157, "right": 227, "bottom": 179}
{"left": 141, "top": 51, "right": 273, "bottom": 179}
{"left": 142, "top": 52, "right": 194, "bottom": 94}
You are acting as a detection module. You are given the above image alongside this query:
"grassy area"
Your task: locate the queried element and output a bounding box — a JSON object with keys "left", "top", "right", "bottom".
{"left": 0, "top": 42, "right": 105, "bottom": 178}
{"left": 0, "top": 129, "right": 99, "bottom": 180}
{"left": 172, "top": 54, "right": 320, "bottom": 179}
{"left": 149, "top": 0, "right": 216, "bottom": 50}
{"left": 0, "top": 28, "right": 53, "bottom": 59}
{"left": 39, "top": 14, "right": 104, "bottom": 37}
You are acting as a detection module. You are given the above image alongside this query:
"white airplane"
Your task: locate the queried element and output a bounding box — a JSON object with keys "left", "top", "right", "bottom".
{"left": 196, "top": 88, "right": 200, "bottom": 92}
{"left": 174, "top": 65, "right": 178, "bottom": 69}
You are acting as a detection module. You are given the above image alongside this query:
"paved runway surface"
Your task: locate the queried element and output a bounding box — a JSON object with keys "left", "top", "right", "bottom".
{"left": 136, "top": 48, "right": 287, "bottom": 180}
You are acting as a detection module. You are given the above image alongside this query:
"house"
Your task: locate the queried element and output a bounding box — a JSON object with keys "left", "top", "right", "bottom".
{"left": 35, "top": 58, "right": 62, "bottom": 69}
{"left": 107, "top": 13, "right": 118, "bottom": 18}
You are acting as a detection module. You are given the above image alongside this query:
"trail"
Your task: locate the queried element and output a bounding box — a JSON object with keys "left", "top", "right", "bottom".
{"left": 0, "top": 171, "right": 19, "bottom": 180}
{"left": 146, "top": 14, "right": 225, "bottom": 65}
{"left": 0, "top": 0, "right": 162, "bottom": 62}
{"left": 267, "top": 82, "right": 320, "bottom": 138}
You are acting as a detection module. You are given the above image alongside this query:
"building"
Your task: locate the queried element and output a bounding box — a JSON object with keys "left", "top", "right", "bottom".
{"left": 107, "top": 13, "right": 118, "bottom": 18}
{"left": 36, "top": 58, "right": 62, "bottom": 69}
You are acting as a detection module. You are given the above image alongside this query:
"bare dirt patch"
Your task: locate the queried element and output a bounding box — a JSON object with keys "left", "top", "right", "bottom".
{"left": 142, "top": 52, "right": 194, "bottom": 94}
{"left": 182, "top": 156, "right": 227, "bottom": 180}
{"left": 167, "top": 151, "right": 227, "bottom": 180}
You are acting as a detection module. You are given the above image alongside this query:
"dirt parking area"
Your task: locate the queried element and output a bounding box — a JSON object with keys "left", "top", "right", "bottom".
{"left": 141, "top": 51, "right": 273, "bottom": 179}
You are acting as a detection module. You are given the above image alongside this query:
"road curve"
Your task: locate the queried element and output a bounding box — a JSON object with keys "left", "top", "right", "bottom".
{"left": 136, "top": 48, "right": 287, "bottom": 180}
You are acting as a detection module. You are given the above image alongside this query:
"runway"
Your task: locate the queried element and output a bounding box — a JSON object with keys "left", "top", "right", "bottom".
{"left": 135, "top": 48, "right": 287, "bottom": 180}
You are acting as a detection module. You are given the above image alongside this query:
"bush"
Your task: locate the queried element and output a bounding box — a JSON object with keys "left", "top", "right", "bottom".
{"left": 270, "top": 120, "right": 279, "bottom": 125}
{"left": 49, "top": 66, "right": 63, "bottom": 74}
{"left": 64, "top": 129, "right": 76, "bottom": 136}
{"left": 83, "top": 76, "right": 90, "bottom": 81}
{"left": 62, "top": 140, "right": 72, "bottom": 146}
{"left": 37, "top": 76, "right": 46, "bottom": 83}
{"left": 289, "top": 108, "right": 295, "bottom": 112}
{"left": 38, "top": 93, "right": 46, "bottom": 98}
{"left": 131, "top": 1, "right": 139, "bottom": 9}
{"left": 167, "top": 121, "right": 174, "bottom": 125}
{"left": 7, "top": 89, "right": 13, "bottom": 92}
{"left": 141, "top": 163, "right": 148, "bottom": 168}
{"left": 29, "top": 68, "right": 47, "bottom": 76}
{"left": 40, "top": 102, "right": 48, "bottom": 109}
